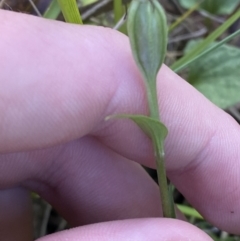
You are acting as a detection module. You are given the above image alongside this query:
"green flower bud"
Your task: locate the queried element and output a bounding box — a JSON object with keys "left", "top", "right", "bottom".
{"left": 127, "top": 0, "right": 168, "bottom": 84}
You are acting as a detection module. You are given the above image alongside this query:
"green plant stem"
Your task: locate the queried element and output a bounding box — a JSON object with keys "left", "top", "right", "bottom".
{"left": 147, "top": 82, "right": 160, "bottom": 120}
{"left": 169, "top": 0, "right": 203, "bottom": 32}
{"left": 114, "top": 0, "right": 123, "bottom": 24}
{"left": 57, "top": 0, "right": 83, "bottom": 24}
{"left": 147, "top": 82, "right": 175, "bottom": 218}
{"left": 154, "top": 142, "right": 173, "bottom": 218}
{"left": 113, "top": 0, "right": 127, "bottom": 34}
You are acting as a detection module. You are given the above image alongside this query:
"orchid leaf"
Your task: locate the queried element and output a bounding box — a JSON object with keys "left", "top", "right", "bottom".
{"left": 184, "top": 40, "right": 240, "bottom": 109}
{"left": 107, "top": 114, "right": 168, "bottom": 145}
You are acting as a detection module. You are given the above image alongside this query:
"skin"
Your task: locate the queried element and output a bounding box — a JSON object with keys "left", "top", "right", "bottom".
{"left": 0, "top": 9, "right": 240, "bottom": 241}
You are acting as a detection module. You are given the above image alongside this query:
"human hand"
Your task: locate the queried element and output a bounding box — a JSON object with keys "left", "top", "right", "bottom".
{"left": 1, "top": 10, "right": 240, "bottom": 241}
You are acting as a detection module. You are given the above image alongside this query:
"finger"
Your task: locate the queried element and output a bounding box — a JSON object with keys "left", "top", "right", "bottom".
{"left": 36, "top": 218, "right": 213, "bottom": 241}
{"left": 12, "top": 137, "right": 163, "bottom": 225}
{"left": 0, "top": 187, "right": 32, "bottom": 241}
{"left": 0, "top": 137, "right": 184, "bottom": 228}
{"left": 0, "top": 9, "right": 125, "bottom": 152}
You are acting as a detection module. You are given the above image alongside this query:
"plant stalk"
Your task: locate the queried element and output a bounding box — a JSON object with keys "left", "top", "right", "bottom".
{"left": 147, "top": 81, "right": 175, "bottom": 218}
{"left": 57, "top": 0, "right": 83, "bottom": 24}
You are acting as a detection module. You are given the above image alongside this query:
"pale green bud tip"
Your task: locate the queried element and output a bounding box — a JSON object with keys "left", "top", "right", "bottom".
{"left": 127, "top": 0, "right": 168, "bottom": 84}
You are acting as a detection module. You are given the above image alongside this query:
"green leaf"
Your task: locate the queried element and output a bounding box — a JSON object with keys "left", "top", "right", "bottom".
{"left": 177, "top": 204, "right": 203, "bottom": 219}
{"left": 185, "top": 40, "right": 240, "bottom": 109}
{"left": 169, "top": 0, "right": 203, "bottom": 32}
{"left": 107, "top": 114, "right": 168, "bottom": 142}
{"left": 127, "top": 0, "right": 168, "bottom": 84}
{"left": 57, "top": 0, "right": 83, "bottom": 24}
{"left": 171, "top": 9, "right": 240, "bottom": 71}
{"left": 43, "top": 0, "right": 61, "bottom": 20}
{"left": 106, "top": 114, "right": 168, "bottom": 146}
{"left": 178, "top": 0, "right": 240, "bottom": 15}
{"left": 173, "top": 29, "right": 240, "bottom": 73}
